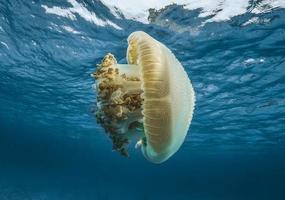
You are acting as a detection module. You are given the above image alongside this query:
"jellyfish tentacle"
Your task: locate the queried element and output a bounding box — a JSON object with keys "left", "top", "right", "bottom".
{"left": 92, "top": 53, "right": 145, "bottom": 156}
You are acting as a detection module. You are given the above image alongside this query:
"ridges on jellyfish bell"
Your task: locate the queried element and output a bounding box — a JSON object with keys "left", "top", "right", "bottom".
{"left": 91, "top": 31, "right": 195, "bottom": 164}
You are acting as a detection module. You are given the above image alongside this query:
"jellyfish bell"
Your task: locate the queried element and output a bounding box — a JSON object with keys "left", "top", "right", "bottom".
{"left": 92, "top": 31, "right": 195, "bottom": 163}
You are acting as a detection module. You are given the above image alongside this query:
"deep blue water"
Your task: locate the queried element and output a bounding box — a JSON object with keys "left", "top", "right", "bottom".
{"left": 1, "top": 1, "right": 285, "bottom": 199}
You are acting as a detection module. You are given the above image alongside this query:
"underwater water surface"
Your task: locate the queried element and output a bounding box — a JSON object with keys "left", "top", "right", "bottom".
{"left": 0, "top": 0, "right": 285, "bottom": 199}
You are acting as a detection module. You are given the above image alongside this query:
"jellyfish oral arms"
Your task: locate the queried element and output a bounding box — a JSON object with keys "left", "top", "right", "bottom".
{"left": 91, "top": 31, "right": 195, "bottom": 163}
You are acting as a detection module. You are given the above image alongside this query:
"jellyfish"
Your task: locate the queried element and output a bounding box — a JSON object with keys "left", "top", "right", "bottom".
{"left": 91, "top": 31, "right": 195, "bottom": 163}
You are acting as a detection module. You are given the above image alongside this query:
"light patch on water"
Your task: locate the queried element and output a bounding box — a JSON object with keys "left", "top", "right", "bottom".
{"left": 244, "top": 58, "right": 256, "bottom": 64}
{"left": 205, "top": 84, "right": 219, "bottom": 93}
{"left": 0, "top": 41, "right": 9, "bottom": 49}
{"left": 31, "top": 40, "right": 37, "bottom": 46}
{"left": 101, "top": 0, "right": 157, "bottom": 23}
{"left": 100, "top": 1, "right": 121, "bottom": 19}
{"left": 243, "top": 58, "right": 265, "bottom": 65}
{"left": 243, "top": 17, "right": 260, "bottom": 26}
{"left": 41, "top": 0, "right": 122, "bottom": 30}
{"left": 102, "top": 0, "right": 285, "bottom": 24}
{"left": 203, "top": 0, "right": 249, "bottom": 23}
{"left": 62, "top": 25, "right": 81, "bottom": 34}
{"left": 55, "top": 44, "right": 62, "bottom": 49}
{"left": 242, "top": 17, "right": 271, "bottom": 26}
{"left": 42, "top": 5, "right": 76, "bottom": 20}
{"left": 47, "top": 22, "right": 63, "bottom": 33}
{"left": 252, "top": 0, "right": 285, "bottom": 14}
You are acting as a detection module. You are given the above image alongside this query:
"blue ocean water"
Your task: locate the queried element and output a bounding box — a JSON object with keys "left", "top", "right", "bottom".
{"left": 0, "top": 0, "right": 285, "bottom": 199}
